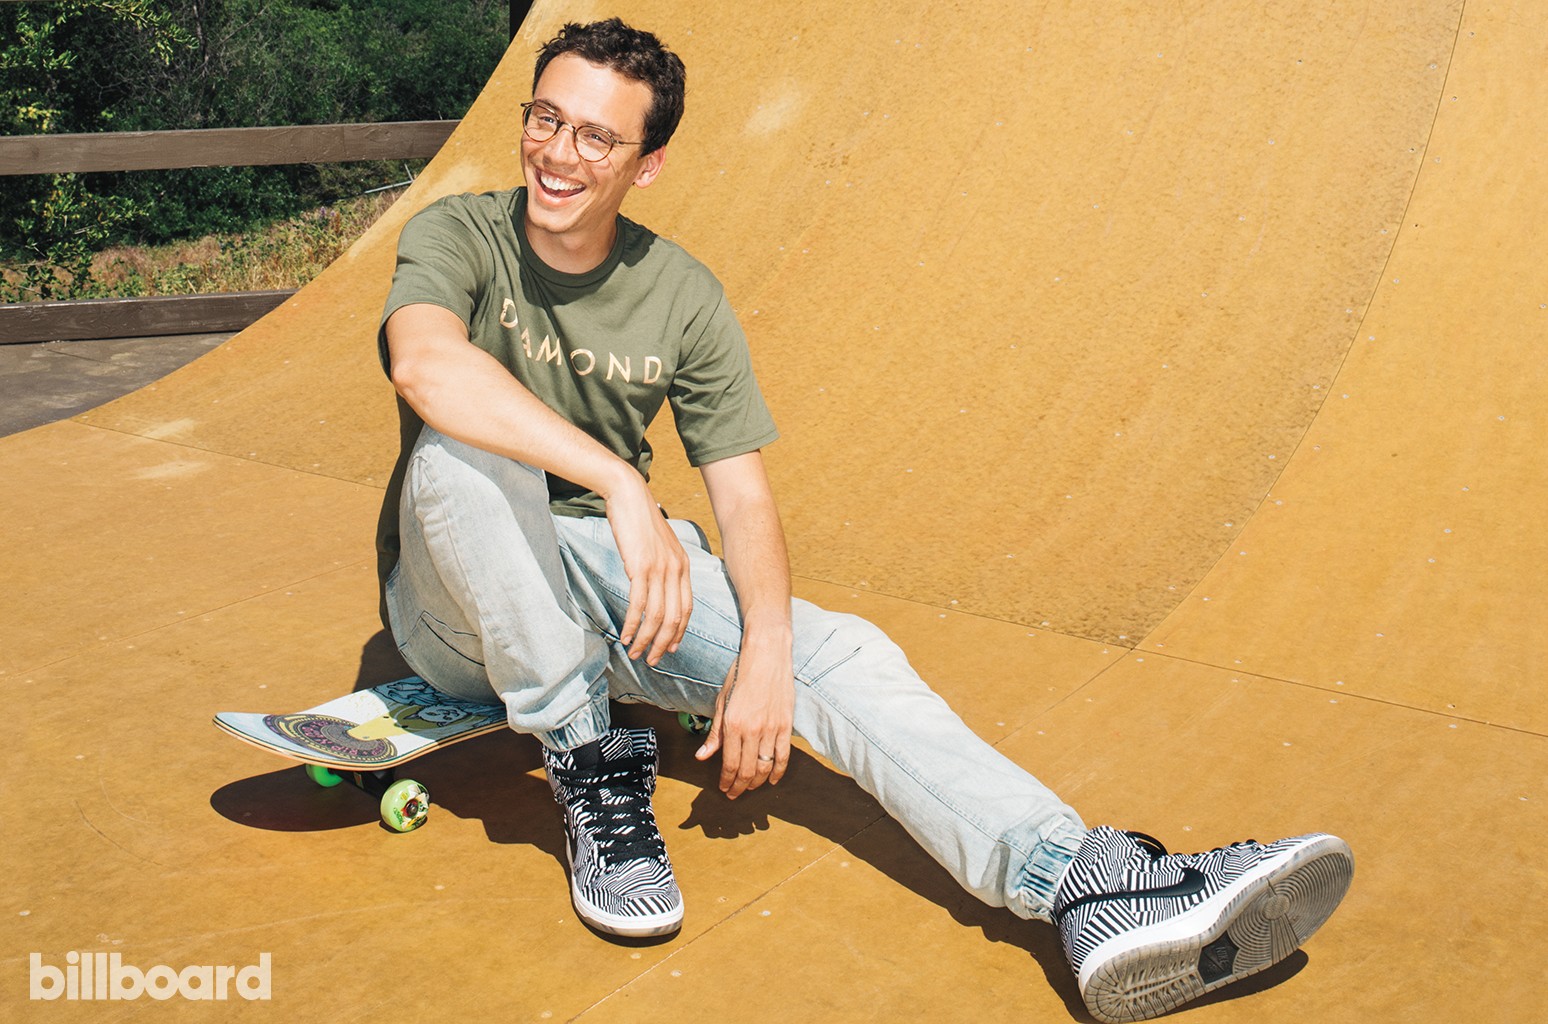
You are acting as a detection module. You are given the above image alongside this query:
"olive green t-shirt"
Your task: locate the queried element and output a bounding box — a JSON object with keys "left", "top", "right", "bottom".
{"left": 374, "top": 187, "right": 778, "bottom": 607}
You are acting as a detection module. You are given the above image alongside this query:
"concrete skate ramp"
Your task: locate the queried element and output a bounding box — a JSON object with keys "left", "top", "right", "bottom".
{"left": 7, "top": 2, "right": 1543, "bottom": 1021}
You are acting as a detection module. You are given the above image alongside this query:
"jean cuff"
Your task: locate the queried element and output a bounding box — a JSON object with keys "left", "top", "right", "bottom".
{"left": 531, "top": 697, "right": 610, "bottom": 753}
{"left": 1010, "top": 820, "right": 1088, "bottom": 922}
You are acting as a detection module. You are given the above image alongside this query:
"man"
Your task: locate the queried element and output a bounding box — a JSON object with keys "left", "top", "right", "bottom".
{"left": 377, "top": 18, "right": 1352, "bottom": 1023}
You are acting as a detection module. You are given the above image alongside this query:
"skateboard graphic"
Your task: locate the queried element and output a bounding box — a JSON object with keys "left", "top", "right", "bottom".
{"left": 214, "top": 676, "right": 506, "bottom": 832}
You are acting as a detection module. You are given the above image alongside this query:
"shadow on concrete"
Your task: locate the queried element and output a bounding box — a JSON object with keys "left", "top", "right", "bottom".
{"left": 209, "top": 653, "right": 1314, "bottom": 1015}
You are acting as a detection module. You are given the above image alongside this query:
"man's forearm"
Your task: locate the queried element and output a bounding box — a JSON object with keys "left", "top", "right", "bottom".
{"left": 703, "top": 453, "right": 794, "bottom": 643}
{"left": 719, "top": 498, "right": 794, "bottom": 642}
{"left": 386, "top": 303, "right": 634, "bottom": 501}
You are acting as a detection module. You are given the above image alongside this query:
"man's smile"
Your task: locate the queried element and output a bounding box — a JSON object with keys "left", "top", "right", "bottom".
{"left": 536, "top": 171, "right": 586, "bottom": 199}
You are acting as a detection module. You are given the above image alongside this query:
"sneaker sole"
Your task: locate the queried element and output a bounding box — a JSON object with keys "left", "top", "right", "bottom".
{"left": 566, "top": 846, "right": 684, "bottom": 939}
{"left": 1079, "top": 833, "right": 1354, "bottom": 1023}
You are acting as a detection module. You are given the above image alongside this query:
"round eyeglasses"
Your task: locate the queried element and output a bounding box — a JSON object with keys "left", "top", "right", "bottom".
{"left": 520, "top": 102, "right": 642, "bottom": 162}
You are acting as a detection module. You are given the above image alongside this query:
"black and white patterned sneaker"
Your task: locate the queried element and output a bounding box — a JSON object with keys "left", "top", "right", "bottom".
{"left": 1054, "top": 826, "right": 1353, "bottom": 1022}
{"left": 542, "top": 728, "right": 683, "bottom": 938}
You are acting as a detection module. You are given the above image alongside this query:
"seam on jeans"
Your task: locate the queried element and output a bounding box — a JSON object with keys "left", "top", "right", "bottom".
{"left": 415, "top": 457, "right": 529, "bottom": 659}
{"left": 790, "top": 623, "right": 838, "bottom": 680}
{"left": 553, "top": 521, "right": 610, "bottom": 634}
{"left": 550, "top": 577, "right": 728, "bottom": 694}
{"left": 640, "top": 642, "right": 741, "bottom": 691}
{"left": 686, "top": 600, "right": 742, "bottom": 640}
{"left": 586, "top": 545, "right": 743, "bottom": 641}
{"left": 419, "top": 607, "right": 478, "bottom": 641}
{"left": 551, "top": 541, "right": 737, "bottom": 701}
{"left": 552, "top": 531, "right": 626, "bottom": 649}
{"left": 416, "top": 611, "right": 486, "bottom": 668}
{"left": 574, "top": 585, "right": 739, "bottom": 696}
{"left": 798, "top": 630, "right": 1027, "bottom": 853}
{"left": 611, "top": 666, "right": 723, "bottom": 717}
{"left": 612, "top": 669, "right": 721, "bottom": 712}
{"left": 568, "top": 600, "right": 614, "bottom": 640}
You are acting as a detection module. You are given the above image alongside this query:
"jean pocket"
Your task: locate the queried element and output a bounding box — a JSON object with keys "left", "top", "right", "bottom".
{"left": 409, "top": 611, "right": 486, "bottom": 668}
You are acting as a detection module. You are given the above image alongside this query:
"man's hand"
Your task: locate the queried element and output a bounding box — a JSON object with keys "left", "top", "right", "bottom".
{"left": 694, "top": 625, "right": 794, "bottom": 798}
{"left": 603, "top": 473, "right": 692, "bottom": 666}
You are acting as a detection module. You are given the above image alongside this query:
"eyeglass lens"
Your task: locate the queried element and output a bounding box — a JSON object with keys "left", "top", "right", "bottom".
{"left": 523, "top": 106, "right": 616, "bottom": 161}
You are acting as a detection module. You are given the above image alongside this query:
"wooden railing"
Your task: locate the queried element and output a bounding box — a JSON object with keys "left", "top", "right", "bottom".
{"left": 0, "top": 120, "right": 458, "bottom": 344}
{"left": 0, "top": 120, "right": 458, "bottom": 175}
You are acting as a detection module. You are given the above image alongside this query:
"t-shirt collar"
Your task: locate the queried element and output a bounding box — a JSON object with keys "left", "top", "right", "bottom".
{"left": 513, "top": 187, "right": 626, "bottom": 289}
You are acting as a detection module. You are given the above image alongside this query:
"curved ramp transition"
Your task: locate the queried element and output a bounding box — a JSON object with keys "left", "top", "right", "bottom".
{"left": 5, "top": 3, "right": 1542, "bottom": 1020}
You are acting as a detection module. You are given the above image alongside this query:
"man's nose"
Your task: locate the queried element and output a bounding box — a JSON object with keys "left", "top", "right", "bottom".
{"left": 545, "top": 124, "right": 583, "bottom": 162}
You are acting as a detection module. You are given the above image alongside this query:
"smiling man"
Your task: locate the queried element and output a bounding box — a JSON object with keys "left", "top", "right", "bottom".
{"left": 374, "top": 19, "right": 1353, "bottom": 1023}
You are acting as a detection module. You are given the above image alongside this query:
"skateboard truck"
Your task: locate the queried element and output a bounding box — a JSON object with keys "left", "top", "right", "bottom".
{"left": 303, "top": 764, "right": 429, "bottom": 833}
{"left": 678, "top": 712, "right": 713, "bottom": 735}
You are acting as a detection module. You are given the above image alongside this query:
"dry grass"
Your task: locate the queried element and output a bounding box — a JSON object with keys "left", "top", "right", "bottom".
{"left": 85, "top": 189, "right": 402, "bottom": 297}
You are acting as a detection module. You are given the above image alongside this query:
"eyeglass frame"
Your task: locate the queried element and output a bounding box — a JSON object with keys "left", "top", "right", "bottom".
{"left": 519, "top": 101, "right": 643, "bottom": 162}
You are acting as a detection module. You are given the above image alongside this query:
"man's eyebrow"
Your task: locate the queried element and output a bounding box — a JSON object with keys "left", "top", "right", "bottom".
{"left": 530, "top": 97, "right": 623, "bottom": 137}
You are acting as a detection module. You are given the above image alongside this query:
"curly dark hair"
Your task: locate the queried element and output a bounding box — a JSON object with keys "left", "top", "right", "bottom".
{"left": 533, "top": 18, "right": 686, "bottom": 155}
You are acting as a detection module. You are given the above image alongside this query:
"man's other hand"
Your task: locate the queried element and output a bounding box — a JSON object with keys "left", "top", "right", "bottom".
{"left": 693, "top": 636, "right": 795, "bottom": 799}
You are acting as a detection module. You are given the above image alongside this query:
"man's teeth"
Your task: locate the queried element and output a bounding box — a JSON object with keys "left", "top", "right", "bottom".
{"left": 541, "top": 174, "right": 583, "bottom": 194}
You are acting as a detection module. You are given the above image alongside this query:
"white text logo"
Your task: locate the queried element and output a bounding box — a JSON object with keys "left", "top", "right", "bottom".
{"left": 29, "top": 952, "right": 271, "bottom": 1001}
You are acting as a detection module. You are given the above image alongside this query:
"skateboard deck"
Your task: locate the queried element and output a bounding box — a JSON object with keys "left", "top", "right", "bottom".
{"left": 214, "top": 676, "right": 506, "bottom": 772}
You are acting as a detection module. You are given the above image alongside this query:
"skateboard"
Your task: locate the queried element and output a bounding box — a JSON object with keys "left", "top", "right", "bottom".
{"left": 213, "top": 676, "right": 506, "bottom": 832}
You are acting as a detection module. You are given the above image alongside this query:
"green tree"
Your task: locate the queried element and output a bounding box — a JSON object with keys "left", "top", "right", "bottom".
{"left": 98, "top": 0, "right": 507, "bottom": 246}
{"left": 1, "top": 0, "right": 192, "bottom": 300}
{"left": 3, "top": 1, "right": 506, "bottom": 299}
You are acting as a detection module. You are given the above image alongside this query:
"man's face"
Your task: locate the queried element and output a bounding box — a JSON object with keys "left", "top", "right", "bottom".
{"left": 522, "top": 53, "right": 664, "bottom": 264}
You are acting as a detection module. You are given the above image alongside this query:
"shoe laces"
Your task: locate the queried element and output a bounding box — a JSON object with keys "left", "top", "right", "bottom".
{"left": 554, "top": 755, "right": 666, "bottom": 861}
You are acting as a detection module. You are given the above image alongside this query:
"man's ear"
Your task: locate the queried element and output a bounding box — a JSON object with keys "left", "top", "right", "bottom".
{"left": 632, "top": 146, "right": 667, "bottom": 189}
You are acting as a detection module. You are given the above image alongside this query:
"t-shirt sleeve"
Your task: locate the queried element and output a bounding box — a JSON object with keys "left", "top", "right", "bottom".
{"left": 376, "top": 200, "right": 491, "bottom": 377}
{"left": 669, "top": 292, "right": 780, "bottom": 466}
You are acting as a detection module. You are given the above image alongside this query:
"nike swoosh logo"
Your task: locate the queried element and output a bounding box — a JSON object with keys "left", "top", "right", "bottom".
{"left": 1055, "top": 867, "right": 1209, "bottom": 923}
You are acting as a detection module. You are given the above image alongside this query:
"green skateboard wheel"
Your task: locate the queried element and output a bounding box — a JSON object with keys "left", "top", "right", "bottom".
{"left": 678, "top": 712, "right": 713, "bottom": 735}
{"left": 380, "top": 778, "right": 429, "bottom": 832}
{"left": 305, "top": 764, "right": 343, "bottom": 788}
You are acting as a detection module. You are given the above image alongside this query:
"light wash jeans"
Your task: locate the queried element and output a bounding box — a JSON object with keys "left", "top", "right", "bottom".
{"left": 385, "top": 426, "right": 1087, "bottom": 921}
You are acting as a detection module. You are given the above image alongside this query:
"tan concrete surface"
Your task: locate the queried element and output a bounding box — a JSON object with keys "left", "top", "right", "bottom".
{"left": 5, "top": 1, "right": 1544, "bottom": 1021}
